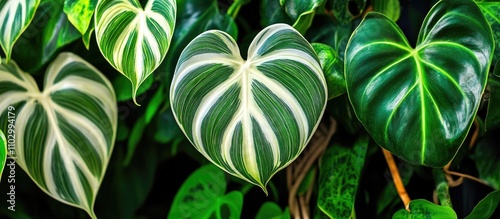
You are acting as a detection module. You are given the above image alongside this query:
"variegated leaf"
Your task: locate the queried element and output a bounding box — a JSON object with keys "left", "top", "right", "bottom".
{"left": 94, "top": 0, "right": 176, "bottom": 105}
{"left": 0, "top": 53, "right": 117, "bottom": 218}
{"left": 170, "top": 23, "right": 327, "bottom": 192}
{"left": 0, "top": 0, "right": 40, "bottom": 62}
{"left": 64, "top": 0, "right": 98, "bottom": 35}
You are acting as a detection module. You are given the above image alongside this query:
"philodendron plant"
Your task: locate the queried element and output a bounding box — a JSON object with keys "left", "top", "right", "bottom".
{"left": 0, "top": 0, "right": 499, "bottom": 218}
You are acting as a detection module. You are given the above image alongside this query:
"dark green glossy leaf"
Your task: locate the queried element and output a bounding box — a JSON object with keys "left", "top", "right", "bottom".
{"left": 255, "top": 202, "right": 290, "bottom": 219}
{"left": 373, "top": 0, "right": 400, "bottom": 22}
{"left": 345, "top": 0, "right": 494, "bottom": 167}
{"left": 331, "top": 0, "right": 366, "bottom": 24}
{"left": 63, "top": 0, "right": 97, "bottom": 35}
{"left": 112, "top": 74, "right": 154, "bottom": 102}
{"left": 476, "top": 0, "right": 500, "bottom": 63}
{"left": 305, "top": 14, "right": 356, "bottom": 61}
{"left": 317, "top": 136, "right": 368, "bottom": 218}
{"left": 312, "top": 43, "right": 345, "bottom": 99}
{"left": 41, "top": 1, "right": 81, "bottom": 64}
{"left": 281, "top": 0, "right": 324, "bottom": 34}
{"left": 260, "top": 0, "right": 292, "bottom": 28}
{"left": 486, "top": 59, "right": 500, "bottom": 130}
{"left": 464, "top": 191, "right": 500, "bottom": 219}
{"left": 164, "top": 0, "right": 237, "bottom": 81}
{"left": 167, "top": 164, "right": 229, "bottom": 219}
{"left": 392, "top": 199, "right": 457, "bottom": 219}
{"left": 470, "top": 129, "right": 500, "bottom": 190}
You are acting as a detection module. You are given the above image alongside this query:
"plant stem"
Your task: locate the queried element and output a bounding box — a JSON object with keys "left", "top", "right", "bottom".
{"left": 382, "top": 148, "right": 411, "bottom": 210}
{"left": 287, "top": 117, "right": 336, "bottom": 218}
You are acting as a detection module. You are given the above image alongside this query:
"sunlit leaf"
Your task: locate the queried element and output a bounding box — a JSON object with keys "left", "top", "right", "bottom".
{"left": 0, "top": 53, "right": 117, "bottom": 218}
{"left": 345, "top": 0, "right": 494, "bottom": 167}
{"left": 392, "top": 199, "right": 457, "bottom": 219}
{"left": 317, "top": 136, "right": 368, "bottom": 218}
{"left": 170, "top": 23, "right": 327, "bottom": 192}
{"left": 64, "top": 0, "right": 97, "bottom": 35}
{"left": 95, "top": 0, "right": 176, "bottom": 105}
{"left": 0, "top": 0, "right": 40, "bottom": 62}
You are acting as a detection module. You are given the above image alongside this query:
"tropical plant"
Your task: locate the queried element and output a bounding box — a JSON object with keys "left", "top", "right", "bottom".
{"left": 0, "top": 0, "right": 499, "bottom": 218}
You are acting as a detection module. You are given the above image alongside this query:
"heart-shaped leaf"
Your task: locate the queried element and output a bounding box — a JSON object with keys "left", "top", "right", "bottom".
{"left": 94, "top": 0, "right": 176, "bottom": 105}
{"left": 0, "top": 0, "right": 40, "bottom": 62}
{"left": 170, "top": 23, "right": 327, "bottom": 192}
{"left": 0, "top": 53, "right": 117, "bottom": 218}
{"left": 345, "top": 0, "right": 494, "bottom": 167}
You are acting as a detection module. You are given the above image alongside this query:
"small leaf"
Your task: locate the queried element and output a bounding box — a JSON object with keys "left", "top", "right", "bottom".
{"left": 0, "top": 0, "right": 40, "bottom": 62}
{"left": 312, "top": 43, "right": 345, "bottom": 99}
{"left": 0, "top": 52, "right": 117, "bottom": 218}
{"left": 167, "top": 164, "right": 228, "bottom": 219}
{"left": 63, "top": 0, "right": 97, "bottom": 35}
{"left": 464, "top": 191, "right": 500, "bottom": 219}
{"left": 281, "top": 0, "right": 324, "bottom": 34}
{"left": 95, "top": 0, "right": 176, "bottom": 105}
{"left": 124, "top": 115, "right": 146, "bottom": 166}
{"left": 0, "top": 130, "right": 7, "bottom": 182}
{"left": 372, "top": 0, "right": 400, "bottom": 22}
{"left": 392, "top": 199, "right": 457, "bottom": 219}
{"left": 345, "top": 0, "right": 494, "bottom": 167}
{"left": 145, "top": 84, "right": 164, "bottom": 124}
{"left": 255, "top": 201, "right": 288, "bottom": 219}
{"left": 170, "top": 23, "right": 327, "bottom": 192}
{"left": 317, "top": 136, "right": 368, "bottom": 218}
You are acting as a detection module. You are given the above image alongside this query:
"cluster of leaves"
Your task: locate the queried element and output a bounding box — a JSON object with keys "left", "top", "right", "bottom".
{"left": 0, "top": 0, "right": 499, "bottom": 218}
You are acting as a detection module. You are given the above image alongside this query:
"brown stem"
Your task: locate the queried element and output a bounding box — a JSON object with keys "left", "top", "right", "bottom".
{"left": 382, "top": 149, "right": 411, "bottom": 210}
{"left": 288, "top": 118, "right": 337, "bottom": 218}
{"left": 469, "top": 118, "right": 480, "bottom": 149}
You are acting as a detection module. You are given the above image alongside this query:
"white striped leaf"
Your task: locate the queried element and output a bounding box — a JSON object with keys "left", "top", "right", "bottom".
{"left": 94, "top": 0, "right": 176, "bottom": 105}
{"left": 0, "top": 0, "right": 40, "bottom": 62}
{"left": 170, "top": 23, "right": 327, "bottom": 192}
{"left": 0, "top": 53, "right": 117, "bottom": 218}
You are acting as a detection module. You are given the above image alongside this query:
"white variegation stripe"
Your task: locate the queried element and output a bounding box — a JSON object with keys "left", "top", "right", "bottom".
{"left": 0, "top": 53, "right": 117, "bottom": 218}
{"left": 171, "top": 24, "right": 327, "bottom": 191}
{"left": 95, "top": 0, "right": 176, "bottom": 105}
{"left": 0, "top": 0, "right": 40, "bottom": 62}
